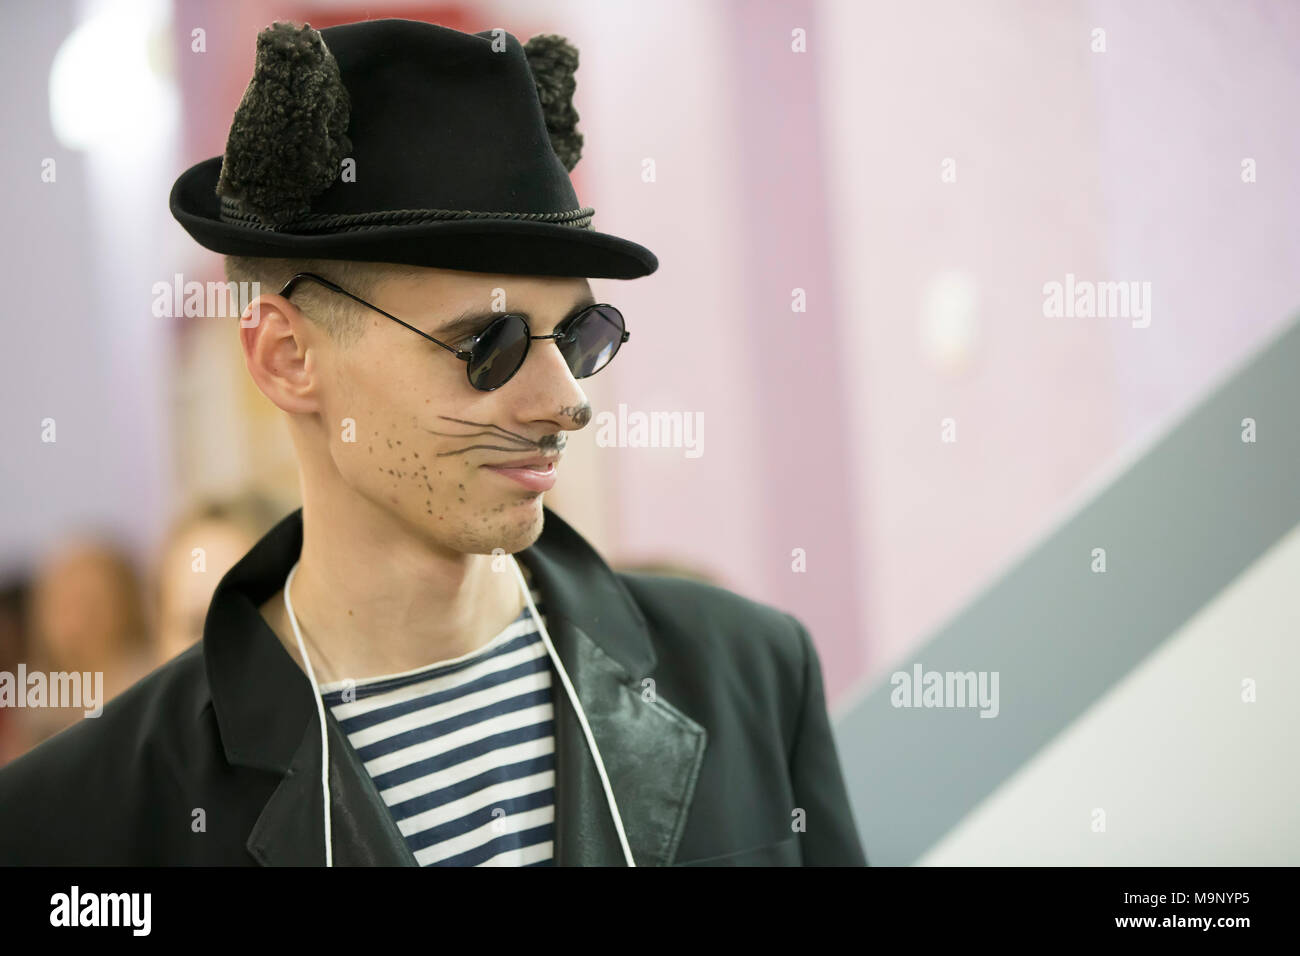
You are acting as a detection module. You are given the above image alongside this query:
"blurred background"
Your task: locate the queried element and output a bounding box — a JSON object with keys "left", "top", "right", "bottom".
{"left": 0, "top": 0, "right": 1296, "bottom": 863}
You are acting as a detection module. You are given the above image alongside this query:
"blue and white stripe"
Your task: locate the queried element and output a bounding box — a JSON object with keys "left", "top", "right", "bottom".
{"left": 320, "top": 565, "right": 555, "bottom": 866}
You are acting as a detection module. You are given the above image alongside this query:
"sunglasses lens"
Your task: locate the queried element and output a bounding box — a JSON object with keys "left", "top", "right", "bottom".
{"left": 558, "top": 306, "right": 626, "bottom": 379}
{"left": 468, "top": 315, "right": 529, "bottom": 390}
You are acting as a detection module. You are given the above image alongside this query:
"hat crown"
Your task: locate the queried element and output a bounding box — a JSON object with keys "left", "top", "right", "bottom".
{"left": 169, "top": 16, "right": 657, "bottom": 278}
{"left": 217, "top": 19, "right": 582, "bottom": 228}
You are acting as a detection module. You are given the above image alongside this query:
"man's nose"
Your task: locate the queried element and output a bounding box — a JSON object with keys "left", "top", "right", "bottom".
{"left": 513, "top": 334, "right": 591, "bottom": 428}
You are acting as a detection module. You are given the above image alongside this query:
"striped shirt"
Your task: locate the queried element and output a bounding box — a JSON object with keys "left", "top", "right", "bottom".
{"left": 319, "top": 560, "right": 556, "bottom": 866}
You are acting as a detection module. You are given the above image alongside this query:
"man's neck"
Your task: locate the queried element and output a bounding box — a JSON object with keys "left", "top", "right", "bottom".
{"left": 259, "top": 498, "right": 525, "bottom": 687}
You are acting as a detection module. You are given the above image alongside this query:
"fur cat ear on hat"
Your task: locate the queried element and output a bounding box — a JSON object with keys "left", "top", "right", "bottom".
{"left": 523, "top": 34, "right": 583, "bottom": 172}
{"left": 215, "top": 21, "right": 351, "bottom": 227}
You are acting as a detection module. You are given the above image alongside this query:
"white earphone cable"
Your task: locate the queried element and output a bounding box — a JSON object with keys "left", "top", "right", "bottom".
{"left": 509, "top": 554, "right": 636, "bottom": 867}
{"left": 283, "top": 560, "right": 333, "bottom": 867}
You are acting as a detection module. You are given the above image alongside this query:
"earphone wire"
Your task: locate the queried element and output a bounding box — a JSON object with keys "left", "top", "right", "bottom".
{"left": 283, "top": 559, "right": 333, "bottom": 867}
{"left": 509, "top": 553, "right": 636, "bottom": 867}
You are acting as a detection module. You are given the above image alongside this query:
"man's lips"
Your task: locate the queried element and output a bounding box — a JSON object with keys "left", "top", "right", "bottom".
{"left": 482, "top": 456, "right": 559, "bottom": 492}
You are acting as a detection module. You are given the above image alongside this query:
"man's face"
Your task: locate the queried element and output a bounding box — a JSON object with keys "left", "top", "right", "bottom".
{"left": 303, "top": 266, "right": 596, "bottom": 556}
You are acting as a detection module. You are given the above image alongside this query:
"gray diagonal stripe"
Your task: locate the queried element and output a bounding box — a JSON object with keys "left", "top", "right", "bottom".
{"left": 834, "top": 313, "right": 1300, "bottom": 866}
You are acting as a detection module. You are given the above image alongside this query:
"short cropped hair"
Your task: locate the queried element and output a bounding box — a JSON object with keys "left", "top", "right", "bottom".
{"left": 222, "top": 256, "right": 425, "bottom": 345}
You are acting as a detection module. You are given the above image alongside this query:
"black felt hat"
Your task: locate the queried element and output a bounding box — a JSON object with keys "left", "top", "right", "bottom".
{"left": 169, "top": 18, "right": 658, "bottom": 279}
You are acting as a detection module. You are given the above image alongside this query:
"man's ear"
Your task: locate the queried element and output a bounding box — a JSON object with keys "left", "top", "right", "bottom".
{"left": 239, "top": 294, "right": 324, "bottom": 415}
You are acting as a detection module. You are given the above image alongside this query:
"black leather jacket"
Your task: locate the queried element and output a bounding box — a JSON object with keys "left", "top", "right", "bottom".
{"left": 0, "top": 507, "right": 867, "bottom": 866}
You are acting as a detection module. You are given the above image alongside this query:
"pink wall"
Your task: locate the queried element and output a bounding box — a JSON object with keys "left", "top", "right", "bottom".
{"left": 819, "top": 0, "right": 1300, "bottom": 702}
{"left": 567, "top": 0, "right": 1300, "bottom": 707}
{"left": 5, "top": 0, "right": 1295, "bottom": 716}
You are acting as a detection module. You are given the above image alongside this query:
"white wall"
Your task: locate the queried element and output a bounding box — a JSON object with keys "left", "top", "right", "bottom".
{"left": 921, "top": 518, "right": 1300, "bottom": 865}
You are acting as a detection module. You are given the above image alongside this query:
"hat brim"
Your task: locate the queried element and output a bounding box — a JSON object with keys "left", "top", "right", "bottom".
{"left": 169, "top": 157, "right": 658, "bottom": 280}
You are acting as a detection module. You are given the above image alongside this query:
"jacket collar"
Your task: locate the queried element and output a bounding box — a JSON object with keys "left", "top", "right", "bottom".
{"left": 203, "top": 506, "right": 706, "bottom": 866}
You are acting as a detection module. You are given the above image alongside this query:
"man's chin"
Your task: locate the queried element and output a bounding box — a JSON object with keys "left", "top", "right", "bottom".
{"left": 501, "top": 497, "right": 546, "bottom": 548}
{"left": 469, "top": 495, "right": 546, "bottom": 554}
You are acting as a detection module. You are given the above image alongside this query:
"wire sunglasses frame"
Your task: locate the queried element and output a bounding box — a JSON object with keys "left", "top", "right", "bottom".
{"left": 276, "top": 271, "right": 630, "bottom": 391}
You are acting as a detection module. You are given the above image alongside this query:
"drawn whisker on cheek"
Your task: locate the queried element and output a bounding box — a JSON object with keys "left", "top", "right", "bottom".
{"left": 424, "top": 429, "right": 535, "bottom": 445}
{"left": 435, "top": 444, "right": 545, "bottom": 457}
{"left": 436, "top": 416, "right": 537, "bottom": 445}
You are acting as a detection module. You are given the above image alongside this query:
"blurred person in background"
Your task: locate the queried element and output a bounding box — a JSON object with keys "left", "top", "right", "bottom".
{"left": 0, "top": 582, "right": 31, "bottom": 765}
{"left": 20, "top": 535, "right": 152, "bottom": 748}
{"left": 150, "top": 494, "right": 283, "bottom": 668}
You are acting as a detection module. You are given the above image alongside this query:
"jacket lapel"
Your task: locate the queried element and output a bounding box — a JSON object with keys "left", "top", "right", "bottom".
{"left": 521, "top": 511, "right": 708, "bottom": 867}
{"left": 247, "top": 706, "right": 418, "bottom": 866}
{"left": 544, "top": 614, "right": 708, "bottom": 866}
{"left": 205, "top": 507, "right": 418, "bottom": 866}
{"left": 205, "top": 506, "right": 707, "bottom": 867}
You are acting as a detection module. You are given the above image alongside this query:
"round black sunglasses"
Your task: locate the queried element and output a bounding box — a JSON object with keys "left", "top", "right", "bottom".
{"left": 277, "top": 272, "right": 630, "bottom": 392}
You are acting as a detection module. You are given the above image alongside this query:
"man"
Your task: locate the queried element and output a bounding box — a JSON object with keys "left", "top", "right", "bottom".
{"left": 0, "top": 17, "right": 866, "bottom": 866}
